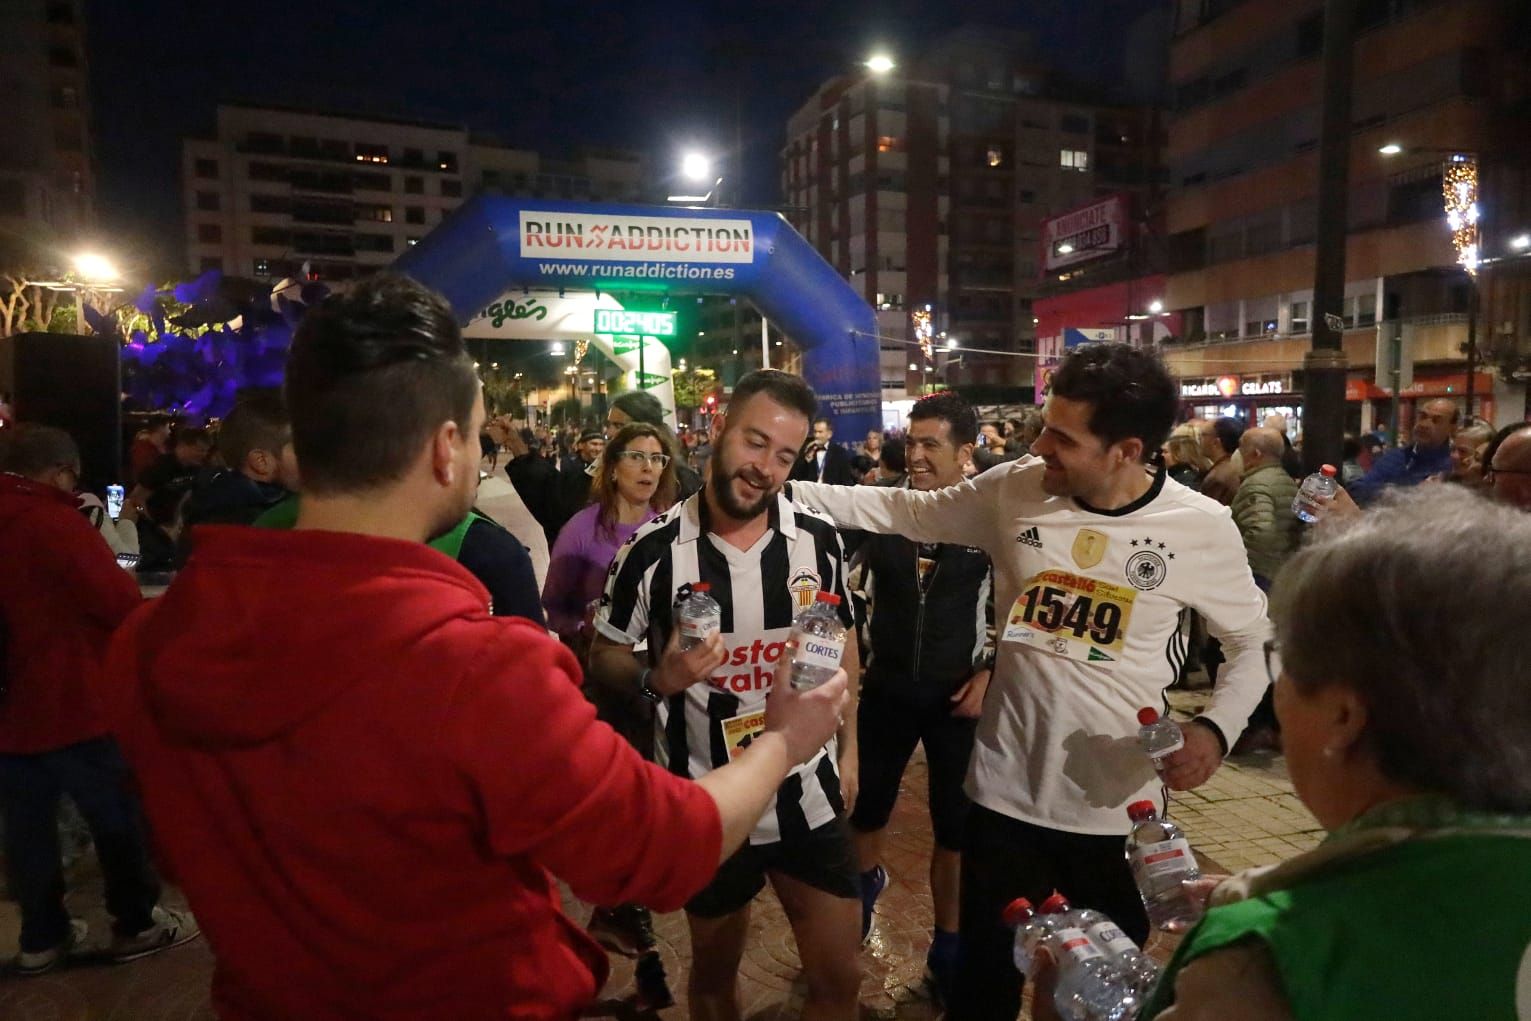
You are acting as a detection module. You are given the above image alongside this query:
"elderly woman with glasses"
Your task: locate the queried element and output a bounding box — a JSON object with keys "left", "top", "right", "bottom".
{"left": 541, "top": 422, "right": 679, "bottom": 652}
{"left": 1069, "top": 487, "right": 1531, "bottom": 1020}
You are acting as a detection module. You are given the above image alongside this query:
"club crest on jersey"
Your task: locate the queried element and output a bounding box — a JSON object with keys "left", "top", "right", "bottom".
{"left": 789, "top": 567, "right": 821, "bottom": 611}
{"left": 1071, "top": 528, "right": 1108, "bottom": 569}
{"left": 1125, "top": 550, "right": 1168, "bottom": 590}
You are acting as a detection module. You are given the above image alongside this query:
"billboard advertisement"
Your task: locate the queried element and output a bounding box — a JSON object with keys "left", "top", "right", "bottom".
{"left": 1041, "top": 193, "right": 1131, "bottom": 273}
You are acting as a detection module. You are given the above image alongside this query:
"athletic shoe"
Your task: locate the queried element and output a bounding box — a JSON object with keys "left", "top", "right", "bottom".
{"left": 633, "top": 950, "right": 675, "bottom": 1012}
{"left": 14, "top": 918, "right": 87, "bottom": 976}
{"left": 588, "top": 905, "right": 645, "bottom": 958}
{"left": 925, "top": 935, "right": 960, "bottom": 1006}
{"left": 109, "top": 906, "right": 201, "bottom": 963}
{"left": 860, "top": 864, "right": 888, "bottom": 942}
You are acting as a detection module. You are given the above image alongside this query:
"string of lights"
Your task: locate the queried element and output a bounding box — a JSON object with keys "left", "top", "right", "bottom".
{"left": 1442, "top": 154, "right": 1480, "bottom": 276}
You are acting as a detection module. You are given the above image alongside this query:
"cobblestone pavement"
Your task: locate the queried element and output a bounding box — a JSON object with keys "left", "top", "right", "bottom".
{"left": 1, "top": 694, "right": 1314, "bottom": 1019}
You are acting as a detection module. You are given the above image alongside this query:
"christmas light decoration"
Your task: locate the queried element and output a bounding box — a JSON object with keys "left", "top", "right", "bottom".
{"left": 1443, "top": 154, "right": 1479, "bottom": 276}
{"left": 912, "top": 306, "right": 934, "bottom": 361}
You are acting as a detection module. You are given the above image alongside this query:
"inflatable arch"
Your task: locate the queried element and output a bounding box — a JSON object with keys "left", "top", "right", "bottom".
{"left": 392, "top": 196, "right": 882, "bottom": 437}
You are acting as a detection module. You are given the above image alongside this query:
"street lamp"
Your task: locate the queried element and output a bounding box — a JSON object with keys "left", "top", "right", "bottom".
{"left": 1148, "top": 299, "right": 1165, "bottom": 314}
{"left": 1513, "top": 234, "right": 1531, "bottom": 251}
{"left": 865, "top": 54, "right": 896, "bottom": 74}
{"left": 73, "top": 253, "right": 118, "bottom": 282}
{"left": 668, "top": 151, "right": 724, "bottom": 205}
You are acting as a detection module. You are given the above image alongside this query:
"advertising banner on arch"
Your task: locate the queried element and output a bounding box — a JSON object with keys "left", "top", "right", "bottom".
{"left": 516, "top": 211, "right": 761, "bottom": 289}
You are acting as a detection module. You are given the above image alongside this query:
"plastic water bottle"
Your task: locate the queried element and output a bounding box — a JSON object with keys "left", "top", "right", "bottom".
{"left": 1038, "top": 894, "right": 1139, "bottom": 1021}
{"left": 1125, "top": 801, "right": 1203, "bottom": 931}
{"left": 1001, "top": 898, "right": 1059, "bottom": 979}
{"left": 1292, "top": 464, "right": 1339, "bottom": 523}
{"left": 678, "top": 583, "right": 722, "bottom": 651}
{"left": 788, "top": 592, "right": 847, "bottom": 690}
{"left": 1068, "top": 906, "right": 1161, "bottom": 1000}
{"left": 1136, "top": 707, "right": 1184, "bottom": 770}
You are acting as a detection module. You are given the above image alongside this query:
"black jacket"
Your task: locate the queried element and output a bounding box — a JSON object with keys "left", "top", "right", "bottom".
{"left": 790, "top": 441, "right": 858, "bottom": 485}
{"left": 505, "top": 453, "right": 560, "bottom": 546}
{"left": 857, "top": 528, "right": 993, "bottom": 704}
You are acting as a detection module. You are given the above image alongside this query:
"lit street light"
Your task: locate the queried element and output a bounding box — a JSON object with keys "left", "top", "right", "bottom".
{"left": 681, "top": 152, "right": 711, "bottom": 182}
{"left": 1377, "top": 143, "right": 1404, "bottom": 156}
{"left": 73, "top": 252, "right": 119, "bottom": 282}
{"left": 865, "top": 54, "right": 896, "bottom": 74}
{"left": 1511, "top": 234, "right": 1531, "bottom": 251}
{"left": 1148, "top": 299, "right": 1165, "bottom": 314}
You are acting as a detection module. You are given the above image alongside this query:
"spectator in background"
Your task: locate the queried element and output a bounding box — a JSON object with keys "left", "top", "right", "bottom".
{"left": 1006, "top": 409, "right": 1044, "bottom": 459}
{"left": 127, "top": 415, "right": 171, "bottom": 481}
{"left": 790, "top": 415, "right": 859, "bottom": 484}
{"left": 604, "top": 390, "right": 702, "bottom": 498}
{"left": 873, "top": 440, "right": 907, "bottom": 487}
{"left": 1164, "top": 424, "right": 1212, "bottom": 491}
{"left": 863, "top": 429, "right": 883, "bottom": 462}
{"left": 1199, "top": 417, "right": 1243, "bottom": 505}
{"left": 132, "top": 425, "right": 211, "bottom": 500}
{"left": 505, "top": 425, "right": 561, "bottom": 547}
{"left": 1348, "top": 398, "right": 1457, "bottom": 505}
{"left": 1262, "top": 414, "right": 1304, "bottom": 479}
{"left": 1484, "top": 423, "right": 1531, "bottom": 511}
{"left": 135, "top": 480, "right": 194, "bottom": 574}
{"left": 1444, "top": 420, "right": 1495, "bottom": 488}
{"left": 180, "top": 394, "right": 299, "bottom": 547}
{"left": 0, "top": 424, "right": 197, "bottom": 976}
{"left": 1232, "top": 428, "right": 1302, "bottom": 590}
{"left": 549, "top": 430, "right": 606, "bottom": 537}
{"left": 543, "top": 424, "right": 678, "bottom": 656}
{"left": 476, "top": 417, "right": 551, "bottom": 592}
{"left": 1340, "top": 435, "right": 1366, "bottom": 486}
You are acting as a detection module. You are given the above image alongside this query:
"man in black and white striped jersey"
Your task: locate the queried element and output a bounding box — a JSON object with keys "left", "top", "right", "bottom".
{"left": 591, "top": 369, "right": 863, "bottom": 1020}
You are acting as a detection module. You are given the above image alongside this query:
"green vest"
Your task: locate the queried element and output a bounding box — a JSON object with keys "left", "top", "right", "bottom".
{"left": 252, "top": 494, "right": 476, "bottom": 560}
{"left": 1143, "top": 798, "right": 1531, "bottom": 1021}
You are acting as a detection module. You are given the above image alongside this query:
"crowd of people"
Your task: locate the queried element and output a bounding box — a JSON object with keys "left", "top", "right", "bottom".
{"left": 1, "top": 271, "right": 1528, "bottom": 1020}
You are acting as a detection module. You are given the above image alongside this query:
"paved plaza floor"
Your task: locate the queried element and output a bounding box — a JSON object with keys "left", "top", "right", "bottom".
{"left": 0, "top": 684, "right": 1318, "bottom": 1018}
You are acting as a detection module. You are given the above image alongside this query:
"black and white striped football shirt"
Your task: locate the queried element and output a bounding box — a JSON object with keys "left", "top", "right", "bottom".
{"left": 595, "top": 490, "right": 855, "bottom": 845}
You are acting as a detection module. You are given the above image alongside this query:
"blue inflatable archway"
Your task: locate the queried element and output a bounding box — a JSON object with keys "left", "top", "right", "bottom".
{"left": 392, "top": 196, "right": 881, "bottom": 438}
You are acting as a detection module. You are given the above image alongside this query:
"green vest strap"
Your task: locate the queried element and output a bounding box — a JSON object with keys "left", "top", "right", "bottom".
{"left": 251, "top": 494, "right": 476, "bottom": 561}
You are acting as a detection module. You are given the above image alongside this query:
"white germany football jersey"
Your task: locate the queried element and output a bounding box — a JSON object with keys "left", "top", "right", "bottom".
{"left": 792, "top": 460, "right": 1271, "bottom": 835}
{"left": 595, "top": 491, "right": 855, "bottom": 845}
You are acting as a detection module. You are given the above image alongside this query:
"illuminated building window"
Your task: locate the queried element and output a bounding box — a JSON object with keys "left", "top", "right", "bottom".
{"left": 987, "top": 147, "right": 1003, "bottom": 168}
{"left": 1060, "top": 149, "right": 1089, "bottom": 171}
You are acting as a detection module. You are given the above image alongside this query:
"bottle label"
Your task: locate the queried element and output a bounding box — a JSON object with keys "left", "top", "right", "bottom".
{"left": 1053, "top": 927, "right": 1105, "bottom": 964}
{"left": 1087, "top": 921, "right": 1139, "bottom": 957}
{"left": 793, "top": 633, "right": 844, "bottom": 670}
{"left": 1130, "top": 837, "right": 1195, "bottom": 878}
{"left": 680, "top": 613, "right": 720, "bottom": 640}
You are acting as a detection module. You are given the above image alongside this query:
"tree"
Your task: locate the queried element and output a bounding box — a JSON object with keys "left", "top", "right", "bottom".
{"left": 0, "top": 271, "right": 64, "bottom": 338}
{"left": 670, "top": 366, "right": 718, "bottom": 410}
{"left": 550, "top": 396, "right": 584, "bottom": 428}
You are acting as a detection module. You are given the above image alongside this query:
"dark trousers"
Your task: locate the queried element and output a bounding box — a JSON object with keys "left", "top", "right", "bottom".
{"left": 0, "top": 736, "right": 160, "bottom": 952}
{"left": 948, "top": 803, "right": 1150, "bottom": 1021}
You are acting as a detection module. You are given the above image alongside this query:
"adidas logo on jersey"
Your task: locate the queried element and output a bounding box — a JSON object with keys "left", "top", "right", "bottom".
{"left": 1015, "top": 526, "right": 1044, "bottom": 549}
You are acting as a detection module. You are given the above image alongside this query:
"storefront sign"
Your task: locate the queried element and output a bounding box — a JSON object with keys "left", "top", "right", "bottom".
{"left": 1180, "top": 375, "right": 1241, "bottom": 399}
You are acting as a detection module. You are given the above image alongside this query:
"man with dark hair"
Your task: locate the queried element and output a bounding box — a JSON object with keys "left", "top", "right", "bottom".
{"left": 605, "top": 390, "right": 703, "bottom": 498}
{"left": 1349, "top": 398, "right": 1458, "bottom": 504}
{"left": 549, "top": 429, "right": 606, "bottom": 536}
{"left": 790, "top": 342, "right": 1270, "bottom": 1020}
{"left": 104, "top": 276, "right": 849, "bottom": 1019}
{"left": 791, "top": 415, "right": 859, "bottom": 485}
{"left": 591, "top": 368, "right": 864, "bottom": 1021}
{"left": 180, "top": 394, "right": 299, "bottom": 547}
{"left": 128, "top": 415, "right": 172, "bottom": 480}
{"left": 1198, "top": 416, "right": 1243, "bottom": 505}
{"left": 135, "top": 426, "right": 211, "bottom": 492}
{"left": 0, "top": 424, "right": 197, "bottom": 976}
{"left": 849, "top": 391, "right": 993, "bottom": 1002}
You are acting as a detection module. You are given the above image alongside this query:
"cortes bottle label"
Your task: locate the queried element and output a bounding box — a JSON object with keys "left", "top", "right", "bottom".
{"left": 1130, "top": 838, "right": 1194, "bottom": 879}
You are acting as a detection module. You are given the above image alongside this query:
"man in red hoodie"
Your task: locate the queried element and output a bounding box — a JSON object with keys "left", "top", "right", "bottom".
{"left": 0, "top": 424, "right": 198, "bottom": 975}
{"left": 104, "top": 274, "right": 849, "bottom": 1020}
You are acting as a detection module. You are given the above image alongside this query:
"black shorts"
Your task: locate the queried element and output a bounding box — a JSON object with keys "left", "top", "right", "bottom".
{"left": 850, "top": 687, "right": 977, "bottom": 850}
{"left": 686, "top": 817, "right": 860, "bottom": 918}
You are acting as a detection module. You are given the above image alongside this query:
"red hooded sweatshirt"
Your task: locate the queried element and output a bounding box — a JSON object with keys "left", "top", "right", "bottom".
{"left": 0, "top": 472, "right": 142, "bottom": 753}
{"left": 105, "top": 526, "right": 721, "bottom": 1020}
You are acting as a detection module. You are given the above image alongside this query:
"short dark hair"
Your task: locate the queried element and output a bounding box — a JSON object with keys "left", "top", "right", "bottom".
{"left": 814, "top": 416, "right": 833, "bottom": 432}
{"left": 217, "top": 393, "right": 291, "bottom": 471}
{"left": 1212, "top": 417, "right": 1243, "bottom": 456}
{"left": 1048, "top": 344, "right": 1178, "bottom": 456}
{"left": 1342, "top": 434, "right": 1361, "bottom": 460}
{"left": 284, "top": 274, "right": 478, "bottom": 495}
{"left": 0, "top": 423, "right": 79, "bottom": 478}
{"left": 728, "top": 369, "right": 816, "bottom": 423}
{"left": 908, "top": 391, "right": 978, "bottom": 446}
{"left": 879, "top": 441, "right": 906, "bottom": 474}
{"left": 610, "top": 390, "right": 666, "bottom": 427}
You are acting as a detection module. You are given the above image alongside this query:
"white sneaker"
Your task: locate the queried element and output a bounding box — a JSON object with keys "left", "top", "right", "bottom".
{"left": 14, "top": 917, "right": 87, "bottom": 976}
{"left": 109, "top": 906, "right": 201, "bottom": 963}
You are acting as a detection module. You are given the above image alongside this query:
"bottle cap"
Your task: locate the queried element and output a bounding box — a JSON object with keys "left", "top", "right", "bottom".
{"left": 1001, "top": 898, "right": 1035, "bottom": 927}
{"left": 1136, "top": 707, "right": 1159, "bottom": 726}
{"left": 692, "top": 582, "right": 710, "bottom": 592}
{"left": 815, "top": 591, "right": 841, "bottom": 605}
{"left": 1320, "top": 464, "right": 1337, "bottom": 477}
{"left": 1126, "top": 800, "right": 1157, "bottom": 821}
{"left": 1040, "top": 891, "right": 1071, "bottom": 914}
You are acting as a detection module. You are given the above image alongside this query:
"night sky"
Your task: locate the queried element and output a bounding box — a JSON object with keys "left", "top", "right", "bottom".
{"left": 86, "top": 0, "right": 1168, "bottom": 275}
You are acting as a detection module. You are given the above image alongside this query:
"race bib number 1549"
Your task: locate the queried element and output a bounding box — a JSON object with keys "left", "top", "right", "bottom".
{"left": 1001, "top": 569, "right": 1136, "bottom": 665}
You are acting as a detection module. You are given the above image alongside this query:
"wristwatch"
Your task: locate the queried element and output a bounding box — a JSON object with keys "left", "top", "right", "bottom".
{"left": 637, "top": 668, "right": 663, "bottom": 704}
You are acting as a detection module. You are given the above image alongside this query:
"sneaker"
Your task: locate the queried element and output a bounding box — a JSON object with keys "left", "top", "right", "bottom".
{"left": 859, "top": 864, "right": 888, "bottom": 942}
{"left": 109, "top": 906, "right": 200, "bottom": 963}
{"left": 588, "top": 905, "right": 644, "bottom": 958}
{"left": 14, "top": 918, "right": 87, "bottom": 977}
{"left": 925, "top": 937, "right": 960, "bottom": 1006}
{"left": 633, "top": 950, "right": 675, "bottom": 1012}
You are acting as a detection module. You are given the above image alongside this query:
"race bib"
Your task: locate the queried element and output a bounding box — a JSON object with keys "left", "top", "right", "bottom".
{"left": 1001, "top": 568, "right": 1136, "bottom": 666}
{"left": 720, "top": 709, "right": 767, "bottom": 762}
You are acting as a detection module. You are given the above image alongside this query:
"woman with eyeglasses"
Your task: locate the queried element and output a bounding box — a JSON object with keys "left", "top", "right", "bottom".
{"left": 541, "top": 423, "right": 679, "bottom": 654}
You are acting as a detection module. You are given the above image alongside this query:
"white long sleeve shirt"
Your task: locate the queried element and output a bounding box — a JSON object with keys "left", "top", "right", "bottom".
{"left": 792, "top": 459, "right": 1271, "bottom": 835}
